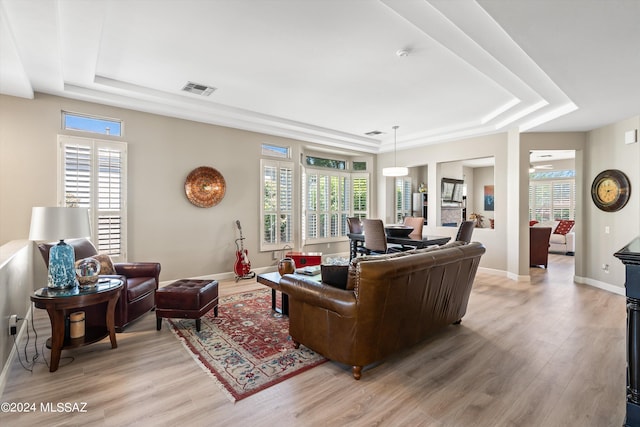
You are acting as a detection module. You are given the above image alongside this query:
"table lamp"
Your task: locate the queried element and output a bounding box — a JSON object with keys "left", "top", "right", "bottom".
{"left": 29, "top": 207, "right": 91, "bottom": 289}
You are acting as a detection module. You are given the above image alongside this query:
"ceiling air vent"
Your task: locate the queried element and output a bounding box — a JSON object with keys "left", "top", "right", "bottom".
{"left": 365, "top": 130, "right": 383, "bottom": 136}
{"left": 182, "top": 81, "right": 216, "bottom": 96}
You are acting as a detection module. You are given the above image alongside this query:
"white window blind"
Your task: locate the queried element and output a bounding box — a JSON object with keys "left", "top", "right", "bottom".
{"left": 395, "top": 177, "right": 412, "bottom": 223}
{"left": 351, "top": 174, "right": 369, "bottom": 223}
{"left": 260, "top": 159, "right": 294, "bottom": 250}
{"left": 529, "top": 179, "right": 575, "bottom": 221}
{"left": 59, "top": 135, "right": 127, "bottom": 260}
{"left": 303, "top": 169, "right": 368, "bottom": 243}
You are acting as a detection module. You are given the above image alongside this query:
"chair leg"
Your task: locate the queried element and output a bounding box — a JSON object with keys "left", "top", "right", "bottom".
{"left": 352, "top": 366, "right": 362, "bottom": 380}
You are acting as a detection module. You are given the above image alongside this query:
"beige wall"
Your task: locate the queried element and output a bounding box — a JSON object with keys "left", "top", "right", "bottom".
{"left": 377, "top": 133, "right": 510, "bottom": 272}
{"left": 0, "top": 93, "right": 371, "bottom": 281}
{"left": 582, "top": 116, "right": 640, "bottom": 290}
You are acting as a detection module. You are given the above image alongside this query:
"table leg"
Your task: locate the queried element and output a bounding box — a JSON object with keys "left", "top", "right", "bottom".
{"left": 106, "top": 293, "right": 119, "bottom": 349}
{"left": 46, "top": 307, "right": 65, "bottom": 372}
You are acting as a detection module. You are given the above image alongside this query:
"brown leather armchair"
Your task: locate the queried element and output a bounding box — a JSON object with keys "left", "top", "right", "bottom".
{"left": 37, "top": 238, "right": 161, "bottom": 331}
{"left": 530, "top": 227, "right": 552, "bottom": 268}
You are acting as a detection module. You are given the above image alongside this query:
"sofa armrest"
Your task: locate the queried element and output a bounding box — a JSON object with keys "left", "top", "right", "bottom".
{"left": 279, "top": 275, "right": 357, "bottom": 317}
{"left": 565, "top": 232, "right": 575, "bottom": 252}
{"left": 114, "top": 262, "right": 161, "bottom": 279}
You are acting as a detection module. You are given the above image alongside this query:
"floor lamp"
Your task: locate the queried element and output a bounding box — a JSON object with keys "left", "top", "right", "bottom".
{"left": 29, "top": 207, "right": 91, "bottom": 289}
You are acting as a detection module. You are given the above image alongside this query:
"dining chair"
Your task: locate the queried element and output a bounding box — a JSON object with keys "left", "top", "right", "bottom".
{"left": 403, "top": 216, "right": 424, "bottom": 239}
{"left": 347, "top": 217, "right": 363, "bottom": 234}
{"left": 456, "top": 220, "right": 475, "bottom": 243}
{"left": 362, "top": 219, "right": 403, "bottom": 255}
{"left": 347, "top": 217, "right": 366, "bottom": 256}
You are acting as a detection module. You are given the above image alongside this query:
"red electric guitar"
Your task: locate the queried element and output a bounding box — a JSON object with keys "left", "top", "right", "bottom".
{"left": 234, "top": 220, "right": 255, "bottom": 281}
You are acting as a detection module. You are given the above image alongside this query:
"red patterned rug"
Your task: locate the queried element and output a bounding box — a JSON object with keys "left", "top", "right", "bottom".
{"left": 167, "top": 288, "right": 326, "bottom": 402}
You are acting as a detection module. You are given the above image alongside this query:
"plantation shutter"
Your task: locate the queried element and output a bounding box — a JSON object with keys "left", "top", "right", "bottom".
{"left": 58, "top": 135, "right": 127, "bottom": 261}
{"left": 260, "top": 159, "right": 294, "bottom": 250}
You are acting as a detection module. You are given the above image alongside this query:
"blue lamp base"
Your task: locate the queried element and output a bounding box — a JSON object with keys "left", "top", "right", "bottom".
{"left": 47, "top": 240, "right": 78, "bottom": 289}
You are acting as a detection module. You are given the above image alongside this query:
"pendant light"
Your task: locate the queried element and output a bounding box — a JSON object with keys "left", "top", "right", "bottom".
{"left": 382, "top": 125, "right": 408, "bottom": 177}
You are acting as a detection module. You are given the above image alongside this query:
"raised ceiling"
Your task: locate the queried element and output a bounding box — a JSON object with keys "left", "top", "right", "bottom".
{"left": 1, "top": 0, "right": 638, "bottom": 154}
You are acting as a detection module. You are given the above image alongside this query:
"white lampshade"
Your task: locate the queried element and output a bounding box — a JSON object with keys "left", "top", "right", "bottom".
{"left": 382, "top": 166, "right": 409, "bottom": 177}
{"left": 29, "top": 207, "right": 91, "bottom": 241}
{"left": 383, "top": 125, "right": 408, "bottom": 177}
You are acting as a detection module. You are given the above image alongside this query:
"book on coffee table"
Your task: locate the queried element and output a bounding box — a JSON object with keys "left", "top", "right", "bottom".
{"left": 295, "top": 265, "right": 321, "bottom": 276}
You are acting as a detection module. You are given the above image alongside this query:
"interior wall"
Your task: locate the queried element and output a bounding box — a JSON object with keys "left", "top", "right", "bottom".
{"left": 377, "top": 133, "right": 509, "bottom": 272}
{"left": 0, "top": 93, "right": 373, "bottom": 281}
{"left": 582, "top": 115, "right": 640, "bottom": 290}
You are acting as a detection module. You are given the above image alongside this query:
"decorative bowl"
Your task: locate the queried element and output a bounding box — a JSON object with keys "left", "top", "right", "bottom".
{"left": 277, "top": 257, "right": 296, "bottom": 276}
{"left": 384, "top": 225, "right": 414, "bottom": 238}
{"left": 75, "top": 257, "right": 101, "bottom": 287}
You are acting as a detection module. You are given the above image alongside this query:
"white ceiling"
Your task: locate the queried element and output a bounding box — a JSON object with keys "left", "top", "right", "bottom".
{"left": 1, "top": 0, "right": 638, "bottom": 154}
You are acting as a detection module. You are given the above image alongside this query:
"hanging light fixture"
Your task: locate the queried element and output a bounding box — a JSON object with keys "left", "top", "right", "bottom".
{"left": 382, "top": 125, "right": 408, "bottom": 177}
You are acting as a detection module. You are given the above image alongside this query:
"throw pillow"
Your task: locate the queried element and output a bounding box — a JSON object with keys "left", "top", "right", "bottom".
{"left": 554, "top": 220, "right": 575, "bottom": 235}
{"left": 529, "top": 220, "right": 539, "bottom": 226}
{"left": 93, "top": 253, "right": 116, "bottom": 275}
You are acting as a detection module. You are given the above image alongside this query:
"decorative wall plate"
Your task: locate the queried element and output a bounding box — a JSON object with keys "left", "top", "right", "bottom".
{"left": 184, "top": 166, "right": 226, "bottom": 208}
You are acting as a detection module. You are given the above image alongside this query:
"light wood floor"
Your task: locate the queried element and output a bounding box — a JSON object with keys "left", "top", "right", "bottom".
{"left": 1, "top": 254, "right": 626, "bottom": 426}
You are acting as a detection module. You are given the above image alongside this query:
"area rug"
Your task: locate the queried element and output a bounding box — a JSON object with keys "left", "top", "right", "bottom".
{"left": 167, "top": 288, "right": 326, "bottom": 402}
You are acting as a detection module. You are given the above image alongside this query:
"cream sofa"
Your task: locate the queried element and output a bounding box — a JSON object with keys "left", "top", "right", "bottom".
{"left": 533, "top": 220, "right": 575, "bottom": 255}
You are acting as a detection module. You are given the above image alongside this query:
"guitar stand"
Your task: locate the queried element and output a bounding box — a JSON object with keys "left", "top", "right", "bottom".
{"left": 235, "top": 271, "right": 256, "bottom": 282}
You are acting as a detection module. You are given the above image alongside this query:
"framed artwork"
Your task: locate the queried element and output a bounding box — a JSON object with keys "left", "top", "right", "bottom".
{"left": 484, "top": 185, "right": 494, "bottom": 211}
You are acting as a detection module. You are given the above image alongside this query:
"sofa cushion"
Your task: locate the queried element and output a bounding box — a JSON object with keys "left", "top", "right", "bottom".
{"left": 549, "top": 233, "right": 568, "bottom": 244}
{"left": 554, "top": 220, "right": 575, "bottom": 235}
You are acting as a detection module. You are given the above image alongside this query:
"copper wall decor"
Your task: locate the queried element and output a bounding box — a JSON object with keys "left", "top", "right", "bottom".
{"left": 184, "top": 166, "right": 226, "bottom": 208}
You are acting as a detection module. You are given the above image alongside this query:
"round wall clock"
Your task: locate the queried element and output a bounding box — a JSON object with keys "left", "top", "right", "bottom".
{"left": 590, "top": 169, "right": 631, "bottom": 212}
{"left": 184, "top": 166, "right": 226, "bottom": 208}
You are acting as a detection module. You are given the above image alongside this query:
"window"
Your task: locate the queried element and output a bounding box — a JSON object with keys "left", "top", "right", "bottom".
{"left": 529, "top": 178, "right": 575, "bottom": 221}
{"left": 352, "top": 174, "right": 369, "bottom": 220}
{"left": 353, "top": 161, "right": 367, "bottom": 171}
{"left": 62, "top": 112, "right": 122, "bottom": 136}
{"left": 305, "top": 156, "right": 346, "bottom": 170}
{"left": 58, "top": 135, "right": 127, "bottom": 260}
{"left": 260, "top": 159, "right": 294, "bottom": 251}
{"left": 303, "top": 170, "right": 369, "bottom": 242}
{"left": 261, "top": 143, "right": 290, "bottom": 159}
{"left": 395, "top": 177, "right": 412, "bottom": 223}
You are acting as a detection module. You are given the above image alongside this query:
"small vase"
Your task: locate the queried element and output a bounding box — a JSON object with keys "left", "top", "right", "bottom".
{"left": 278, "top": 257, "right": 296, "bottom": 276}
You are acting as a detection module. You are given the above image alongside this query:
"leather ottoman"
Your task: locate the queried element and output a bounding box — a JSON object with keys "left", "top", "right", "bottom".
{"left": 156, "top": 279, "right": 218, "bottom": 332}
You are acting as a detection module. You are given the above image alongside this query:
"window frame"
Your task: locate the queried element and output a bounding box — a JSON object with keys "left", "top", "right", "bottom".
{"left": 57, "top": 135, "right": 128, "bottom": 261}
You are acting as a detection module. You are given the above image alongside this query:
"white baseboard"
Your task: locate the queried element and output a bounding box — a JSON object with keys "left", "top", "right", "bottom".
{"left": 574, "top": 276, "right": 625, "bottom": 296}
{"left": 477, "top": 267, "right": 531, "bottom": 282}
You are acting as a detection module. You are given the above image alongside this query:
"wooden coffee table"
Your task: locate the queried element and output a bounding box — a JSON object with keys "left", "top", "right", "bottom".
{"left": 257, "top": 271, "right": 320, "bottom": 315}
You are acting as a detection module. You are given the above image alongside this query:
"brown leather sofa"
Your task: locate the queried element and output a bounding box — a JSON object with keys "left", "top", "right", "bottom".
{"left": 279, "top": 241, "right": 485, "bottom": 379}
{"left": 37, "top": 238, "right": 161, "bottom": 332}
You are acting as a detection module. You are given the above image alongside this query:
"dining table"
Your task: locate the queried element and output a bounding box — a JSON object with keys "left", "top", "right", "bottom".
{"left": 347, "top": 233, "right": 451, "bottom": 260}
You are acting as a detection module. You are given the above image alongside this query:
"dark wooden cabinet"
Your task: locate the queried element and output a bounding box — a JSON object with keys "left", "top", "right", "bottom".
{"left": 615, "top": 237, "right": 640, "bottom": 427}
